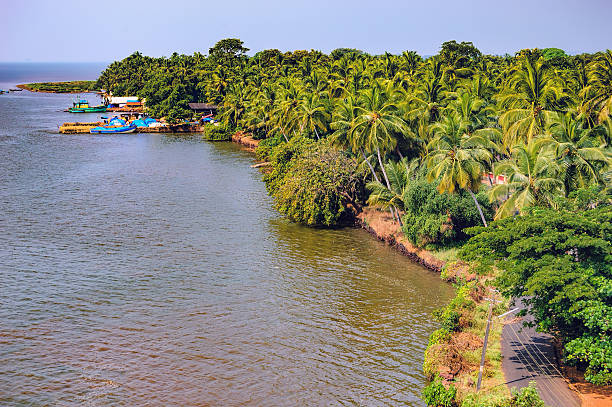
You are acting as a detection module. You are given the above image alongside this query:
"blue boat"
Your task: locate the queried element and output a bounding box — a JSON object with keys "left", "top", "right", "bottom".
{"left": 90, "top": 117, "right": 137, "bottom": 134}
{"left": 90, "top": 125, "right": 137, "bottom": 134}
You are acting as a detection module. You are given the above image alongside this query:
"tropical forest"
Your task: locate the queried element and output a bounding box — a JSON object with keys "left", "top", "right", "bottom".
{"left": 96, "top": 39, "right": 612, "bottom": 404}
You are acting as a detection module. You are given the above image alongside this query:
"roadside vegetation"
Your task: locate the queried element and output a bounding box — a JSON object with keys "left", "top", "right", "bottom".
{"left": 18, "top": 80, "right": 97, "bottom": 93}
{"left": 97, "top": 39, "right": 612, "bottom": 403}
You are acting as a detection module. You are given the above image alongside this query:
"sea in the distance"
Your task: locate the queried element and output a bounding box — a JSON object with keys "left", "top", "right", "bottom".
{"left": 0, "top": 63, "right": 454, "bottom": 406}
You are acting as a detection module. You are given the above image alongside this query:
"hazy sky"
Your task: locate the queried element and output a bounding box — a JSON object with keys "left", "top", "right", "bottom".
{"left": 2, "top": 0, "right": 611, "bottom": 62}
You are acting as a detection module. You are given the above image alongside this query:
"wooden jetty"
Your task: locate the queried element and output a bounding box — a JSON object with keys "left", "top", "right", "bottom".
{"left": 59, "top": 122, "right": 104, "bottom": 134}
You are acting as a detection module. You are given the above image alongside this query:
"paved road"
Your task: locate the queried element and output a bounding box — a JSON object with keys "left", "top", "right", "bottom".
{"left": 501, "top": 299, "right": 582, "bottom": 407}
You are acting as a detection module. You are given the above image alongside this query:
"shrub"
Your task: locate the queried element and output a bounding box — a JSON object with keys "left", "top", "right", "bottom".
{"left": 255, "top": 135, "right": 283, "bottom": 161}
{"left": 429, "top": 328, "right": 452, "bottom": 346}
{"left": 510, "top": 382, "right": 545, "bottom": 407}
{"left": 436, "top": 309, "right": 461, "bottom": 332}
{"left": 262, "top": 135, "right": 315, "bottom": 195}
{"left": 422, "top": 376, "right": 457, "bottom": 407}
{"left": 201, "top": 123, "right": 232, "bottom": 141}
{"left": 401, "top": 180, "right": 492, "bottom": 248}
{"left": 270, "top": 140, "right": 366, "bottom": 226}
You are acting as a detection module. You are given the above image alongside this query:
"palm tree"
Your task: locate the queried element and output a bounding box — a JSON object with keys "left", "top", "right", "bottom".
{"left": 425, "top": 111, "right": 497, "bottom": 226}
{"left": 366, "top": 158, "right": 420, "bottom": 213}
{"left": 498, "top": 57, "right": 567, "bottom": 147}
{"left": 271, "top": 80, "right": 304, "bottom": 141}
{"left": 489, "top": 138, "right": 563, "bottom": 219}
{"left": 296, "top": 94, "right": 329, "bottom": 139}
{"left": 446, "top": 90, "right": 494, "bottom": 133}
{"left": 582, "top": 50, "right": 612, "bottom": 123}
{"left": 330, "top": 96, "right": 381, "bottom": 183}
{"left": 400, "top": 51, "right": 422, "bottom": 77}
{"left": 546, "top": 113, "right": 611, "bottom": 195}
{"left": 349, "top": 85, "right": 410, "bottom": 223}
{"left": 219, "top": 83, "right": 248, "bottom": 128}
{"left": 366, "top": 161, "right": 407, "bottom": 222}
{"left": 350, "top": 85, "right": 408, "bottom": 190}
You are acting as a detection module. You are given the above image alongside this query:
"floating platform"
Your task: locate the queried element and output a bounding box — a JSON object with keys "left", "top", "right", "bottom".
{"left": 59, "top": 122, "right": 104, "bottom": 134}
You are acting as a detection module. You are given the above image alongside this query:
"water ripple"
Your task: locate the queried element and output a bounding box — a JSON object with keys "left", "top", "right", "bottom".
{"left": 0, "top": 91, "right": 454, "bottom": 406}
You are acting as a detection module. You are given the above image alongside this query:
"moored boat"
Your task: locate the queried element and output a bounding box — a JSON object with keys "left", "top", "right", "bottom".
{"left": 90, "top": 117, "right": 137, "bottom": 134}
{"left": 90, "top": 125, "right": 137, "bottom": 134}
{"left": 68, "top": 98, "right": 107, "bottom": 113}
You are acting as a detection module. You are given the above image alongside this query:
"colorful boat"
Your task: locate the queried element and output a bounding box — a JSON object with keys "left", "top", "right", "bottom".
{"left": 90, "top": 117, "right": 137, "bottom": 134}
{"left": 90, "top": 124, "right": 137, "bottom": 134}
{"left": 68, "top": 99, "right": 107, "bottom": 113}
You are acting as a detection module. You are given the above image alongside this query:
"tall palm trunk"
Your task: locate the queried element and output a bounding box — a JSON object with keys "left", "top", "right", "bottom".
{"left": 468, "top": 189, "right": 488, "bottom": 227}
{"left": 360, "top": 148, "right": 380, "bottom": 183}
{"left": 376, "top": 146, "right": 403, "bottom": 226}
{"left": 396, "top": 146, "right": 411, "bottom": 175}
{"left": 376, "top": 146, "right": 392, "bottom": 189}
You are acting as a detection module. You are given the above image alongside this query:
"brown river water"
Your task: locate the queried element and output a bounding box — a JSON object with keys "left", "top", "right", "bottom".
{"left": 0, "top": 87, "right": 455, "bottom": 406}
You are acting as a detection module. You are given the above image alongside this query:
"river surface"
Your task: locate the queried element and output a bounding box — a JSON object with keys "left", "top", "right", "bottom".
{"left": 0, "top": 74, "right": 454, "bottom": 406}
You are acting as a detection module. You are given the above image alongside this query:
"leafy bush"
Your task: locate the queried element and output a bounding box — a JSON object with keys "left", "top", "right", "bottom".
{"left": 510, "top": 382, "right": 545, "bottom": 407}
{"left": 436, "top": 309, "right": 461, "bottom": 332}
{"left": 565, "top": 333, "right": 612, "bottom": 385}
{"left": 201, "top": 123, "right": 232, "bottom": 141}
{"left": 263, "top": 135, "right": 315, "bottom": 195}
{"left": 433, "top": 283, "right": 477, "bottom": 332}
{"left": 422, "top": 376, "right": 457, "bottom": 407}
{"left": 271, "top": 141, "right": 366, "bottom": 226}
{"left": 401, "top": 180, "right": 492, "bottom": 248}
{"left": 460, "top": 204, "right": 612, "bottom": 385}
{"left": 255, "top": 135, "right": 284, "bottom": 161}
{"left": 429, "top": 328, "right": 452, "bottom": 346}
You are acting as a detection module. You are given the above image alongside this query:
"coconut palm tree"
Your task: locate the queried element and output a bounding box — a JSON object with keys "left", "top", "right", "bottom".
{"left": 330, "top": 97, "right": 381, "bottom": 184}
{"left": 489, "top": 138, "right": 563, "bottom": 219}
{"left": 350, "top": 85, "right": 408, "bottom": 189}
{"left": 366, "top": 158, "right": 420, "bottom": 213}
{"left": 582, "top": 50, "right": 612, "bottom": 123}
{"left": 366, "top": 160, "right": 407, "bottom": 218}
{"left": 425, "top": 111, "right": 498, "bottom": 226}
{"left": 296, "top": 94, "right": 329, "bottom": 139}
{"left": 349, "top": 85, "right": 410, "bottom": 223}
{"left": 546, "top": 112, "right": 611, "bottom": 195}
{"left": 219, "top": 83, "right": 248, "bottom": 128}
{"left": 446, "top": 90, "right": 495, "bottom": 133}
{"left": 498, "top": 57, "right": 567, "bottom": 147}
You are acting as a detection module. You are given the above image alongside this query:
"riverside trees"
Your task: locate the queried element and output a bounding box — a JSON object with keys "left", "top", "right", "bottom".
{"left": 97, "top": 40, "right": 612, "bottom": 384}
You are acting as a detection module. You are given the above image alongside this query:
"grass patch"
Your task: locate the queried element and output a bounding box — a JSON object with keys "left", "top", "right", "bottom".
{"left": 432, "top": 246, "right": 459, "bottom": 263}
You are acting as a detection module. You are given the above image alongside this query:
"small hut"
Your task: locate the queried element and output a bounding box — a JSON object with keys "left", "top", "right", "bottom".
{"left": 188, "top": 103, "right": 218, "bottom": 116}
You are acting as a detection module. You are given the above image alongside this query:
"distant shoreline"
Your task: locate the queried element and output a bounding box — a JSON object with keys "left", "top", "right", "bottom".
{"left": 16, "top": 80, "right": 98, "bottom": 94}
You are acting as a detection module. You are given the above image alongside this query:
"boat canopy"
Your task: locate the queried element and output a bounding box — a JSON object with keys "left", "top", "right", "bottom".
{"left": 132, "top": 119, "right": 148, "bottom": 127}
{"left": 109, "top": 117, "right": 127, "bottom": 126}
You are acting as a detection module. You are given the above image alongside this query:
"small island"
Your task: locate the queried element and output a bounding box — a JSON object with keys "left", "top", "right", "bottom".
{"left": 16, "top": 80, "right": 97, "bottom": 93}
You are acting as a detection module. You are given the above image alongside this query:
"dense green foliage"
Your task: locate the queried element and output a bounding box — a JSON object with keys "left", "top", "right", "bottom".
{"left": 201, "top": 124, "right": 232, "bottom": 141}
{"left": 460, "top": 198, "right": 612, "bottom": 384}
{"left": 422, "top": 376, "right": 457, "bottom": 407}
{"left": 401, "top": 179, "right": 493, "bottom": 247}
{"left": 265, "top": 139, "right": 365, "bottom": 226}
{"left": 97, "top": 39, "right": 612, "bottom": 385}
{"left": 20, "top": 80, "right": 97, "bottom": 93}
